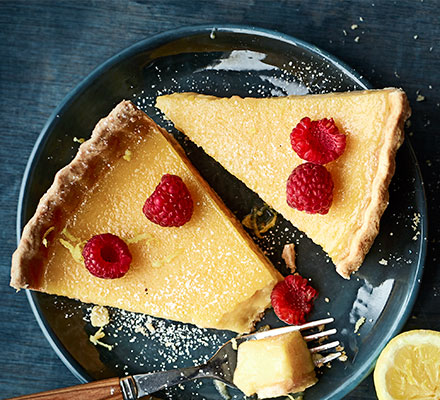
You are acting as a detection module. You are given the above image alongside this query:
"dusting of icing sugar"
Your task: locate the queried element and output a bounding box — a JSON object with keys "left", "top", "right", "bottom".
{"left": 259, "top": 75, "right": 308, "bottom": 96}
{"left": 132, "top": 49, "right": 358, "bottom": 122}
{"left": 82, "top": 305, "right": 234, "bottom": 398}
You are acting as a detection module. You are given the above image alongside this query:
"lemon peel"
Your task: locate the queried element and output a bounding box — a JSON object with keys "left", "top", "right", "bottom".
{"left": 59, "top": 239, "right": 86, "bottom": 264}
{"left": 213, "top": 380, "right": 231, "bottom": 400}
{"left": 286, "top": 395, "right": 303, "bottom": 400}
{"left": 42, "top": 226, "right": 55, "bottom": 247}
{"left": 151, "top": 250, "right": 182, "bottom": 268}
{"left": 89, "top": 327, "right": 113, "bottom": 350}
{"left": 59, "top": 228, "right": 86, "bottom": 264}
{"left": 123, "top": 149, "right": 132, "bottom": 161}
{"left": 126, "top": 232, "right": 156, "bottom": 244}
{"left": 242, "top": 204, "right": 277, "bottom": 238}
{"left": 61, "top": 227, "right": 79, "bottom": 243}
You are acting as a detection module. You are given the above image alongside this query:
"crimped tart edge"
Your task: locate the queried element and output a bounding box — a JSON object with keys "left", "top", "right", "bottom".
{"left": 11, "top": 100, "right": 149, "bottom": 289}
{"left": 335, "top": 89, "right": 410, "bottom": 278}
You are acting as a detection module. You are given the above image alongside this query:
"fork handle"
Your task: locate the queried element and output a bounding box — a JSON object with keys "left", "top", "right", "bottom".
{"left": 6, "top": 377, "right": 123, "bottom": 400}
{"left": 131, "top": 364, "right": 208, "bottom": 397}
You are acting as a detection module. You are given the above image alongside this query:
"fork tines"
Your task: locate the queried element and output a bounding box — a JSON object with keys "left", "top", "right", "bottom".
{"left": 246, "top": 317, "right": 335, "bottom": 341}
{"left": 242, "top": 317, "right": 343, "bottom": 367}
{"left": 303, "top": 328, "right": 337, "bottom": 342}
{"left": 313, "top": 351, "right": 342, "bottom": 367}
{"left": 303, "top": 318, "right": 342, "bottom": 367}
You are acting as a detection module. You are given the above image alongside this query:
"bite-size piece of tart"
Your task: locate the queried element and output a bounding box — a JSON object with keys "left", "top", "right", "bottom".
{"left": 233, "top": 331, "right": 317, "bottom": 398}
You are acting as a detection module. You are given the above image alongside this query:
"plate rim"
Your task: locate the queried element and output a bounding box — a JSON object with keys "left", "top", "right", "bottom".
{"left": 17, "top": 24, "right": 427, "bottom": 399}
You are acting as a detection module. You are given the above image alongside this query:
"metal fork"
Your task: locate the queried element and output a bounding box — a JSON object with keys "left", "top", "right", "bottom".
{"left": 120, "top": 317, "right": 341, "bottom": 399}
{"left": 9, "top": 317, "right": 341, "bottom": 400}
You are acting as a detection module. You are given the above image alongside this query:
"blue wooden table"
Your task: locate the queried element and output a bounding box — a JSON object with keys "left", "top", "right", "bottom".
{"left": 1, "top": 1, "right": 439, "bottom": 399}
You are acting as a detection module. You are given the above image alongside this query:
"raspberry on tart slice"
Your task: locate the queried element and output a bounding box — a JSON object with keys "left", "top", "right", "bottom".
{"left": 143, "top": 174, "right": 193, "bottom": 227}
{"left": 271, "top": 274, "right": 318, "bottom": 325}
{"left": 290, "top": 117, "right": 346, "bottom": 165}
{"left": 83, "top": 233, "right": 132, "bottom": 279}
{"left": 286, "top": 162, "right": 334, "bottom": 215}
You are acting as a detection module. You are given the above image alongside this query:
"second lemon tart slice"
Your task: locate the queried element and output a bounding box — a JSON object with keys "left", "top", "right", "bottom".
{"left": 156, "top": 89, "right": 410, "bottom": 278}
{"left": 11, "top": 101, "right": 282, "bottom": 333}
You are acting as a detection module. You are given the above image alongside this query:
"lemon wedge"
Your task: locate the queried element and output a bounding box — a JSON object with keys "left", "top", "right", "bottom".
{"left": 374, "top": 330, "right": 440, "bottom": 400}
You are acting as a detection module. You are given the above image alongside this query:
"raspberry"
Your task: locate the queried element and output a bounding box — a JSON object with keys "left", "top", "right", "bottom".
{"left": 271, "top": 274, "right": 318, "bottom": 325}
{"left": 82, "top": 234, "right": 132, "bottom": 279}
{"left": 290, "top": 117, "right": 346, "bottom": 164}
{"left": 143, "top": 174, "right": 193, "bottom": 227}
{"left": 286, "top": 163, "right": 334, "bottom": 214}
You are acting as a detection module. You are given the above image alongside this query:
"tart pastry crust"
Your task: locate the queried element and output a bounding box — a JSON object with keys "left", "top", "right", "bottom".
{"left": 11, "top": 101, "right": 149, "bottom": 290}
{"left": 335, "top": 89, "right": 410, "bottom": 277}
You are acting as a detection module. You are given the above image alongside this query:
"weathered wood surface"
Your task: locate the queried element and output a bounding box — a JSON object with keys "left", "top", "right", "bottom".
{"left": 0, "top": 1, "right": 439, "bottom": 398}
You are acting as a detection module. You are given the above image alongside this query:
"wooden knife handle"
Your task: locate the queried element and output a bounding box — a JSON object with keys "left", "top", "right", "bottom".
{"left": 7, "top": 377, "right": 124, "bottom": 400}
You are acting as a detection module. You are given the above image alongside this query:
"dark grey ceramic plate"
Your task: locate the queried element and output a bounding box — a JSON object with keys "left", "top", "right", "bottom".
{"left": 18, "top": 25, "right": 427, "bottom": 400}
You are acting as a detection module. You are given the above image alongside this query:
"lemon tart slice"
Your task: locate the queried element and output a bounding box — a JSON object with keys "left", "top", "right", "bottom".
{"left": 156, "top": 89, "right": 410, "bottom": 278}
{"left": 11, "top": 101, "right": 282, "bottom": 333}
